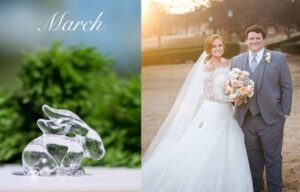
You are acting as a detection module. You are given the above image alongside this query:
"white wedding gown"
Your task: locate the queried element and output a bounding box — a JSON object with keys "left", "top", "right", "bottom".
{"left": 142, "top": 67, "right": 253, "bottom": 192}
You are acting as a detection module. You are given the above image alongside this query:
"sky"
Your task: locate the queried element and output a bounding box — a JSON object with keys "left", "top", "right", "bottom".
{"left": 0, "top": 0, "right": 141, "bottom": 73}
{"left": 142, "top": 0, "right": 209, "bottom": 16}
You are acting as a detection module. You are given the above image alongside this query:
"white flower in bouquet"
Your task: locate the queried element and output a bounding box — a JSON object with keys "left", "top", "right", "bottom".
{"left": 232, "top": 68, "right": 242, "bottom": 73}
{"left": 229, "top": 93, "right": 238, "bottom": 99}
{"left": 241, "top": 71, "right": 250, "bottom": 76}
{"left": 230, "top": 72, "right": 240, "bottom": 79}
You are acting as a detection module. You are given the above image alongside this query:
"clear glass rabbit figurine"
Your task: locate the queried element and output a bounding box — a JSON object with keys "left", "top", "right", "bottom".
{"left": 22, "top": 104, "right": 105, "bottom": 176}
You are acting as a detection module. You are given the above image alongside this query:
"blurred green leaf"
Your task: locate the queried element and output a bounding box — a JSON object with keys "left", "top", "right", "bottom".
{"left": 0, "top": 42, "right": 140, "bottom": 167}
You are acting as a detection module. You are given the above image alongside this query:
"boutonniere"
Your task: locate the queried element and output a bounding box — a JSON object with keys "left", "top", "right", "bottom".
{"left": 264, "top": 52, "right": 271, "bottom": 63}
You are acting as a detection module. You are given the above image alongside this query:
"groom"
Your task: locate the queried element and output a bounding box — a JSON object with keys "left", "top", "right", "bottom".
{"left": 231, "top": 25, "right": 293, "bottom": 192}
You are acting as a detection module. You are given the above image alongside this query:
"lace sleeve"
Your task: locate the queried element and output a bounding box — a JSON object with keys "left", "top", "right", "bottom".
{"left": 202, "top": 71, "right": 234, "bottom": 102}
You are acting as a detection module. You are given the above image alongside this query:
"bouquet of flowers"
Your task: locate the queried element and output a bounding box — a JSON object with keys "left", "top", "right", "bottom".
{"left": 224, "top": 68, "right": 255, "bottom": 104}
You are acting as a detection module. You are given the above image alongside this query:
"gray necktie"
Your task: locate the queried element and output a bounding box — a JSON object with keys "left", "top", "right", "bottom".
{"left": 250, "top": 53, "right": 257, "bottom": 72}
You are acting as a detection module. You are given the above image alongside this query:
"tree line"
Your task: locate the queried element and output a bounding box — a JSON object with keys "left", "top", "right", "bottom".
{"left": 143, "top": 0, "right": 300, "bottom": 41}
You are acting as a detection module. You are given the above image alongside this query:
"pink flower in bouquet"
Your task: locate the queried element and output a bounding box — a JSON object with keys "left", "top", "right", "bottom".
{"left": 247, "top": 85, "right": 254, "bottom": 92}
{"left": 239, "top": 86, "right": 249, "bottom": 95}
{"left": 238, "top": 75, "right": 246, "bottom": 81}
{"left": 231, "top": 79, "right": 242, "bottom": 88}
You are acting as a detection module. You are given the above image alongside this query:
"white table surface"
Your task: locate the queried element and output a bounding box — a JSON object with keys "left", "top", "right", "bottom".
{"left": 0, "top": 165, "right": 141, "bottom": 192}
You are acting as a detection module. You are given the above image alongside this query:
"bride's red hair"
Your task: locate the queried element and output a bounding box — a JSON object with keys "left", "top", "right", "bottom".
{"left": 204, "top": 34, "right": 225, "bottom": 62}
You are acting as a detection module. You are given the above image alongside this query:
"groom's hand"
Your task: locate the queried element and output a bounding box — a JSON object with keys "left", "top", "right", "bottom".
{"left": 234, "top": 97, "right": 243, "bottom": 107}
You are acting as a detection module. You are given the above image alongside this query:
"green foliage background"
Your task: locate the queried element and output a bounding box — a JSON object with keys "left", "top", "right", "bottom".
{"left": 0, "top": 42, "right": 140, "bottom": 167}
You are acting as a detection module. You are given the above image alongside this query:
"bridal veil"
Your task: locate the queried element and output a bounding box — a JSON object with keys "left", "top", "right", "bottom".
{"left": 143, "top": 51, "right": 208, "bottom": 162}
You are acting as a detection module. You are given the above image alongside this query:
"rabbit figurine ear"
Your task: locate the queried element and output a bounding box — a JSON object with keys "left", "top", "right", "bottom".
{"left": 37, "top": 118, "right": 71, "bottom": 135}
{"left": 42, "top": 104, "right": 82, "bottom": 121}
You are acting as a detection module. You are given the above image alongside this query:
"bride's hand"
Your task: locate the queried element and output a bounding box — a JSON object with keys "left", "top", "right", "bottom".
{"left": 234, "top": 97, "right": 243, "bottom": 107}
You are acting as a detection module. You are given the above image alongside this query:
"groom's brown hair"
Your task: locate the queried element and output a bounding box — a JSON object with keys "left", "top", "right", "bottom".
{"left": 245, "top": 25, "right": 266, "bottom": 39}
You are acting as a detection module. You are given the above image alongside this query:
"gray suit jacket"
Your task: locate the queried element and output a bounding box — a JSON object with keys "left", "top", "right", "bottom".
{"left": 231, "top": 49, "right": 293, "bottom": 125}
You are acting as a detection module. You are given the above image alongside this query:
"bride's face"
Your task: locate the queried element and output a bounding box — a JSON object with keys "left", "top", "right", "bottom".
{"left": 211, "top": 38, "right": 224, "bottom": 58}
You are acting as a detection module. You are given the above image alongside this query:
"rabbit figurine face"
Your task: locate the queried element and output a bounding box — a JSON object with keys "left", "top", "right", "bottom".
{"left": 22, "top": 105, "right": 105, "bottom": 176}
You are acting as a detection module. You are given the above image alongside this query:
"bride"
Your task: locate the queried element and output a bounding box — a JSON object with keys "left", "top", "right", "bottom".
{"left": 142, "top": 34, "right": 253, "bottom": 192}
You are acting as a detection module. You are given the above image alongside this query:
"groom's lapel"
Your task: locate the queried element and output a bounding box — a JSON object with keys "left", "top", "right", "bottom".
{"left": 241, "top": 53, "right": 248, "bottom": 71}
{"left": 256, "top": 49, "right": 268, "bottom": 92}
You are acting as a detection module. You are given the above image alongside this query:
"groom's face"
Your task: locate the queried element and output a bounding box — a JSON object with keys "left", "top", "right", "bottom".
{"left": 246, "top": 32, "right": 265, "bottom": 53}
